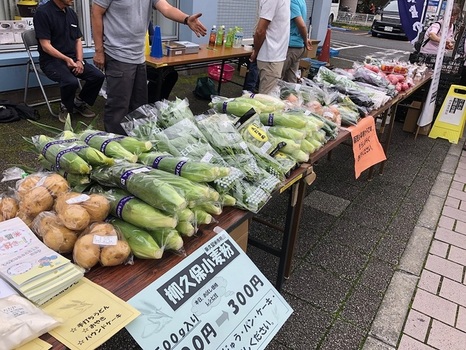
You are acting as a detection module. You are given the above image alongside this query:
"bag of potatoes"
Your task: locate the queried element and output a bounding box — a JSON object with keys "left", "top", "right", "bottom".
{"left": 0, "top": 194, "right": 19, "bottom": 222}
{"left": 31, "top": 211, "right": 78, "bottom": 254}
{"left": 54, "top": 192, "right": 110, "bottom": 231}
{"left": 73, "top": 222, "right": 132, "bottom": 270}
{"left": 15, "top": 172, "right": 70, "bottom": 225}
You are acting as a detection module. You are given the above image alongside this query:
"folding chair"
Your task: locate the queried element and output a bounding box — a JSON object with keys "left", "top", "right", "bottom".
{"left": 21, "top": 29, "right": 81, "bottom": 117}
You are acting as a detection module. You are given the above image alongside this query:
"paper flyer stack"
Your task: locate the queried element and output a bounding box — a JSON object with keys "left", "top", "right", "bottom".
{"left": 0, "top": 217, "right": 84, "bottom": 304}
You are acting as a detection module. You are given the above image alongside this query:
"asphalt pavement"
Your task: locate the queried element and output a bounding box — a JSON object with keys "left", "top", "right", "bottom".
{"left": 0, "top": 59, "right": 465, "bottom": 350}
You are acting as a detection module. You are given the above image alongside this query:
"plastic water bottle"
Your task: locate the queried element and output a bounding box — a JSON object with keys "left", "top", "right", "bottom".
{"left": 208, "top": 25, "right": 217, "bottom": 47}
{"left": 225, "top": 28, "right": 234, "bottom": 48}
{"left": 216, "top": 25, "right": 225, "bottom": 46}
{"left": 233, "top": 27, "right": 243, "bottom": 48}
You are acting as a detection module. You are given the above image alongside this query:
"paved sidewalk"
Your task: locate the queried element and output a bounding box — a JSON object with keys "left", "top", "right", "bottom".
{"left": 365, "top": 140, "right": 466, "bottom": 350}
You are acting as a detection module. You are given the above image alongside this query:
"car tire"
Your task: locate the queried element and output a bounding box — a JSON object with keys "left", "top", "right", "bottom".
{"left": 371, "top": 31, "right": 377, "bottom": 37}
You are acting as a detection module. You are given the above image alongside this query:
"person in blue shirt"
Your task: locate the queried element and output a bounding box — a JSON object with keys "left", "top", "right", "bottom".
{"left": 34, "top": 0, "right": 104, "bottom": 122}
{"left": 281, "top": 0, "right": 312, "bottom": 83}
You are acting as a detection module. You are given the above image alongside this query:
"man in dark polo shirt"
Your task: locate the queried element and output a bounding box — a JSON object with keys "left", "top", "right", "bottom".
{"left": 34, "top": 0, "right": 104, "bottom": 122}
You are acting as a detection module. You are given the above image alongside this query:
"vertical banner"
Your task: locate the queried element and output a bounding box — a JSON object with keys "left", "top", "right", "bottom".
{"left": 418, "top": 0, "right": 453, "bottom": 127}
{"left": 398, "top": 0, "right": 426, "bottom": 42}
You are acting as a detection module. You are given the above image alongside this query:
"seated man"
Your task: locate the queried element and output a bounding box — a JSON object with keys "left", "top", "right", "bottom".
{"left": 34, "top": 0, "right": 104, "bottom": 122}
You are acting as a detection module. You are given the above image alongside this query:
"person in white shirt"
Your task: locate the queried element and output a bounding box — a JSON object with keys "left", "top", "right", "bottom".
{"left": 250, "top": 0, "right": 290, "bottom": 94}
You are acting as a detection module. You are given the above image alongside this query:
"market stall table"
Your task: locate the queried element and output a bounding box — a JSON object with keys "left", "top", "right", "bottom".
{"left": 146, "top": 44, "right": 252, "bottom": 96}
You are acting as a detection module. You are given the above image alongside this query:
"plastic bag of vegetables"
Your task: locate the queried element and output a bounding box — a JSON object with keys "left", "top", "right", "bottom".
{"left": 14, "top": 172, "right": 70, "bottom": 226}
{"left": 138, "top": 151, "right": 232, "bottom": 183}
{"left": 153, "top": 97, "right": 196, "bottom": 128}
{"left": 90, "top": 163, "right": 187, "bottom": 214}
{"left": 0, "top": 194, "right": 19, "bottom": 222}
{"left": 98, "top": 187, "right": 177, "bottom": 230}
{"left": 107, "top": 216, "right": 164, "bottom": 259}
{"left": 54, "top": 191, "right": 110, "bottom": 230}
{"left": 73, "top": 222, "right": 132, "bottom": 270}
{"left": 32, "top": 211, "right": 78, "bottom": 253}
{"left": 32, "top": 135, "right": 92, "bottom": 175}
{"left": 241, "top": 91, "right": 286, "bottom": 111}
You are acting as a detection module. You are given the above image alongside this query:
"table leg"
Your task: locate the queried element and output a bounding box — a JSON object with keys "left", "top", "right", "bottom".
{"left": 217, "top": 60, "right": 225, "bottom": 95}
{"left": 379, "top": 103, "right": 398, "bottom": 175}
{"left": 276, "top": 178, "right": 307, "bottom": 290}
{"left": 283, "top": 179, "right": 306, "bottom": 278}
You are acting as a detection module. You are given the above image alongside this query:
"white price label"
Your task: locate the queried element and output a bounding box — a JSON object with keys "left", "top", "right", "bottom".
{"left": 92, "top": 235, "right": 118, "bottom": 246}
{"left": 66, "top": 194, "right": 90, "bottom": 204}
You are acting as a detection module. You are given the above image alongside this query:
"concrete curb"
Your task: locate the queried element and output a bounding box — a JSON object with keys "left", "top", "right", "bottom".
{"left": 363, "top": 137, "right": 464, "bottom": 350}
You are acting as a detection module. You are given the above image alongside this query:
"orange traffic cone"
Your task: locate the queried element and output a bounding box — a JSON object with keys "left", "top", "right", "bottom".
{"left": 317, "top": 28, "right": 331, "bottom": 63}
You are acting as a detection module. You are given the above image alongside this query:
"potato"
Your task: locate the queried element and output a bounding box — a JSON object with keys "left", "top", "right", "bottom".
{"left": 59, "top": 204, "right": 90, "bottom": 231}
{"left": 0, "top": 213, "right": 3, "bottom": 222}
{"left": 100, "top": 240, "right": 131, "bottom": 266}
{"left": 33, "top": 211, "right": 62, "bottom": 238}
{"left": 43, "top": 226, "right": 78, "bottom": 253}
{"left": 16, "top": 174, "right": 41, "bottom": 199}
{"left": 19, "top": 186, "right": 54, "bottom": 217}
{"left": 80, "top": 194, "right": 110, "bottom": 222}
{"left": 73, "top": 234, "right": 100, "bottom": 269}
{"left": 1, "top": 197, "right": 19, "bottom": 220}
{"left": 17, "top": 211, "right": 33, "bottom": 227}
{"left": 42, "top": 173, "right": 70, "bottom": 198}
{"left": 89, "top": 222, "right": 116, "bottom": 237}
{"left": 54, "top": 192, "right": 82, "bottom": 213}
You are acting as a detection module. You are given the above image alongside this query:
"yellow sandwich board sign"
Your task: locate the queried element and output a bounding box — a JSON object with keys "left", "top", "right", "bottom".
{"left": 429, "top": 85, "right": 466, "bottom": 144}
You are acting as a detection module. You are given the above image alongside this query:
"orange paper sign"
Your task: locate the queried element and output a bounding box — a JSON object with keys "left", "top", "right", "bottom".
{"left": 350, "top": 117, "right": 386, "bottom": 179}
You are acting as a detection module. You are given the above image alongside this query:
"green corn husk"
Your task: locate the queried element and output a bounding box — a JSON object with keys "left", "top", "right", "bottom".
{"left": 267, "top": 126, "right": 306, "bottom": 141}
{"left": 102, "top": 188, "right": 177, "bottom": 230}
{"left": 196, "top": 201, "right": 222, "bottom": 216}
{"left": 176, "top": 221, "right": 196, "bottom": 237}
{"left": 143, "top": 167, "right": 220, "bottom": 205}
{"left": 33, "top": 135, "right": 91, "bottom": 174}
{"left": 90, "top": 163, "right": 187, "bottom": 214}
{"left": 220, "top": 194, "right": 236, "bottom": 207}
{"left": 192, "top": 208, "right": 213, "bottom": 225}
{"left": 79, "top": 130, "right": 138, "bottom": 163}
{"left": 148, "top": 228, "right": 184, "bottom": 252}
{"left": 107, "top": 217, "right": 163, "bottom": 259}
{"left": 60, "top": 131, "right": 115, "bottom": 166}
{"left": 259, "top": 112, "right": 308, "bottom": 129}
{"left": 177, "top": 208, "right": 194, "bottom": 222}
{"left": 38, "top": 156, "right": 90, "bottom": 186}
{"left": 138, "top": 152, "right": 231, "bottom": 183}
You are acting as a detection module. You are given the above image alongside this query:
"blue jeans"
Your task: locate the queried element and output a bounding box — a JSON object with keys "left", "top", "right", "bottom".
{"left": 243, "top": 61, "right": 259, "bottom": 92}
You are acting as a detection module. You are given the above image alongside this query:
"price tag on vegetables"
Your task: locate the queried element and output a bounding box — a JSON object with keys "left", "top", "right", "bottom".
{"left": 126, "top": 230, "right": 293, "bottom": 350}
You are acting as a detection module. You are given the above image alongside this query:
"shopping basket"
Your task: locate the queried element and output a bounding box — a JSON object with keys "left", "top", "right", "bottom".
{"left": 208, "top": 63, "right": 235, "bottom": 82}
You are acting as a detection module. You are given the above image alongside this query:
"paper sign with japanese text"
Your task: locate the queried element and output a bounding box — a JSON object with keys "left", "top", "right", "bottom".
{"left": 126, "top": 229, "right": 293, "bottom": 350}
{"left": 349, "top": 117, "right": 386, "bottom": 179}
{"left": 41, "top": 278, "right": 140, "bottom": 350}
{"left": 17, "top": 338, "right": 52, "bottom": 350}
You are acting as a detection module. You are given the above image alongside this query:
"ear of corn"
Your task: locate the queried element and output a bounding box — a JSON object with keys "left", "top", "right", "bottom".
{"left": 90, "top": 163, "right": 187, "bottom": 214}
{"left": 138, "top": 152, "right": 231, "bottom": 183}
{"left": 107, "top": 217, "right": 163, "bottom": 259}
{"left": 33, "top": 135, "right": 91, "bottom": 174}
{"left": 101, "top": 187, "right": 177, "bottom": 230}
{"left": 79, "top": 130, "right": 138, "bottom": 163}
{"left": 148, "top": 228, "right": 184, "bottom": 252}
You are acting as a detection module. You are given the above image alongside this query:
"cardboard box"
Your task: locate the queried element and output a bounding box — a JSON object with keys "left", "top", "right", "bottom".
{"left": 402, "top": 101, "right": 423, "bottom": 133}
{"left": 305, "top": 39, "right": 320, "bottom": 59}
{"left": 229, "top": 220, "right": 249, "bottom": 252}
{"left": 239, "top": 64, "right": 248, "bottom": 77}
{"left": 298, "top": 59, "right": 310, "bottom": 79}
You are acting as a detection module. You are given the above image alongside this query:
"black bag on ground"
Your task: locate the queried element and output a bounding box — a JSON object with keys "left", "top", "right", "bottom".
{"left": 0, "top": 100, "right": 39, "bottom": 123}
{"left": 193, "top": 77, "right": 217, "bottom": 100}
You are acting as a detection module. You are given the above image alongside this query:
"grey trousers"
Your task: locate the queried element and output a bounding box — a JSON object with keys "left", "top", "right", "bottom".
{"left": 104, "top": 54, "right": 148, "bottom": 135}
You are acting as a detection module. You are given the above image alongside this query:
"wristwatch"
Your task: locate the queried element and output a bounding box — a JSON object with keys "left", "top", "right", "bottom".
{"left": 183, "top": 15, "right": 190, "bottom": 25}
{"left": 80, "top": 60, "right": 86, "bottom": 66}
